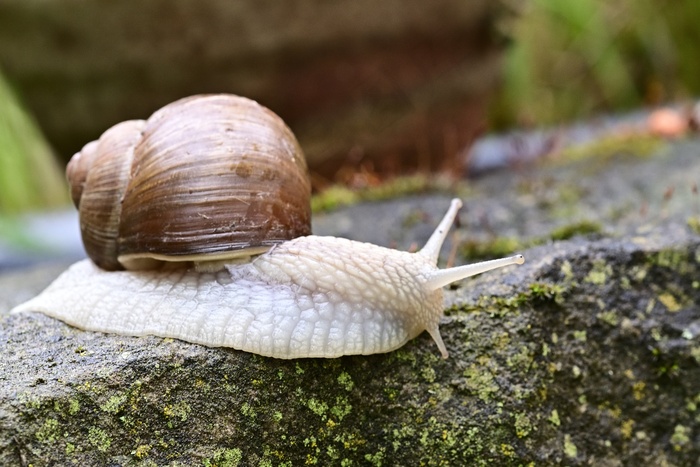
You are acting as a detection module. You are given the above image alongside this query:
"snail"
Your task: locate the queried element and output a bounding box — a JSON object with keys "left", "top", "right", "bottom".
{"left": 11, "top": 94, "right": 524, "bottom": 359}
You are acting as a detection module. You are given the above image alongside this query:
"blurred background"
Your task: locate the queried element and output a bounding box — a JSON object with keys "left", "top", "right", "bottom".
{"left": 1, "top": 0, "right": 699, "bottom": 264}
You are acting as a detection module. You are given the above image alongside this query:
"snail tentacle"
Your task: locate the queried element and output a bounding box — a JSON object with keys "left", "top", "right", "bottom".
{"left": 418, "top": 198, "right": 463, "bottom": 264}
{"left": 424, "top": 255, "right": 525, "bottom": 291}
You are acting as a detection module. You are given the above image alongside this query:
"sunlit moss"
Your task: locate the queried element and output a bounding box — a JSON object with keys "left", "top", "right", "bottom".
{"left": 550, "top": 220, "right": 603, "bottom": 241}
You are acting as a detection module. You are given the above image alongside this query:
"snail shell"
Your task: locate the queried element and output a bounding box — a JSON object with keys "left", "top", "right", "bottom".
{"left": 66, "top": 94, "right": 311, "bottom": 271}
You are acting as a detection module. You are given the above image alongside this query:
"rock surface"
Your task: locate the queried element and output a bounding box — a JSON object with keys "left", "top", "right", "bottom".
{"left": 1, "top": 137, "right": 699, "bottom": 465}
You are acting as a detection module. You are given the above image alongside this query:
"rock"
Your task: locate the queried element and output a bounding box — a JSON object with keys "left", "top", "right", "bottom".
{"left": 1, "top": 136, "right": 700, "bottom": 464}
{"left": 1, "top": 225, "right": 698, "bottom": 465}
{"left": 0, "top": 0, "right": 511, "bottom": 180}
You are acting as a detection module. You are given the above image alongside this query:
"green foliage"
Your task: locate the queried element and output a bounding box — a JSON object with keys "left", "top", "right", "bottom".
{"left": 493, "top": 0, "right": 700, "bottom": 128}
{"left": 0, "top": 70, "right": 69, "bottom": 214}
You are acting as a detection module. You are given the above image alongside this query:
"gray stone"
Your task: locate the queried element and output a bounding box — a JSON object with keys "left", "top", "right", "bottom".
{"left": 1, "top": 137, "right": 699, "bottom": 465}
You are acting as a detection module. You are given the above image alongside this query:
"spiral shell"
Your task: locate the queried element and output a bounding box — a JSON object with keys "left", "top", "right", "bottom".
{"left": 66, "top": 94, "right": 312, "bottom": 271}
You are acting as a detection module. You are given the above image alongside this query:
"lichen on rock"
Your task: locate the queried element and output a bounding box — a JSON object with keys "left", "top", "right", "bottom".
{"left": 2, "top": 138, "right": 700, "bottom": 465}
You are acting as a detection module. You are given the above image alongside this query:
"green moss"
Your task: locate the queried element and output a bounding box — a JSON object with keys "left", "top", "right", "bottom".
{"left": 573, "top": 330, "right": 587, "bottom": 342}
{"left": 337, "top": 372, "right": 354, "bottom": 392}
{"left": 558, "top": 133, "right": 663, "bottom": 163}
{"left": 527, "top": 282, "right": 565, "bottom": 305}
{"left": 307, "top": 398, "right": 329, "bottom": 419}
{"left": 383, "top": 388, "right": 399, "bottom": 401}
{"left": 240, "top": 402, "right": 256, "bottom": 420}
{"left": 463, "top": 365, "right": 500, "bottom": 402}
{"left": 541, "top": 342, "right": 551, "bottom": 357}
{"left": 100, "top": 394, "right": 127, "bottom": 414}
{"left": 507, "top": 346, "right": 533, "bottom": 369}
{"left": 560, "top": 260, "right": 575, "bottom": 281}
{"left": 302, "top": 435, "right": 319, "bottom": 464}
{"left": 17, "top": 392, "right": 42, "bottom": 409}
{"left": 65, "top": 442, "right": 76, "bottom": 455}
{"left": 500, "top": 443, "right": 516, "bottom": 457}
{"left": 195, "top": 379, "right": 211, "bottom": 393}
{"left": 563, "top": 434, "right": 578, "bottom": 458}
{"left": 326, "top": 444, "right": 340, "bottom": 461}
{"left": 651, "top": 249, "right": 691, "bottom": 272}
{"left": 460, "top": 236, "right": 522, "bottom": 261}
{"left": 460, "top": 226, "right": 608, "bottom": 262}
{"left": 330, "top": 396, "right": 352, "bottom": 422}
{"left": 420, "top": 366, "right": 436, "bottom": 383}
{"left": 35, "top": 418, "right": 59, "bottom": 444}
{"left": 548, "top": 409, "right": 561, "bottom": 427}
{"left": 550, "top": 220, "right": 603, "bottom": 241}
{"left": 87, "top": 426, "right": 112, "bottom": 452}
{"left": 513, "top": 413, "right": 533, "bottom": 438}
{"left": 311, "top": 186, "right": 359, "bottom": 212}
{"left": 203, "top": 448, "right": 243, "bottom": 467}
{"left": 133, "top": 444, "right": 151, "bottom": 459}
{"left": 364, "top": 448, "right": 385, "bottom": 466}
{"left": 391, "top": 425, "right": 416, "bottom": 452}
{"left": 584, "top": 259, "right": 611, "bottom": 285}
{"left": 68, "top": 398, "right": 80, "bottom": 415}
{"left": 597, "top": 310, "right": 620, "bottom": 326}
{"left": 163, "top": 401, "right": 192, "bottom": 426}
{"left": 670, "top": 424, "right": 691, "bottom": 451}
{"left": 631, "top": 381, "right": 646, "bottom": 401}
{"left": 311, "top": 174, "right": 450, "bottom": 213}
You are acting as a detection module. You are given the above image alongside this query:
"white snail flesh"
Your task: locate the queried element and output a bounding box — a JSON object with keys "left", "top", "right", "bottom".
{"left": 12, "top": 199, "right": 523, "bottom": 359}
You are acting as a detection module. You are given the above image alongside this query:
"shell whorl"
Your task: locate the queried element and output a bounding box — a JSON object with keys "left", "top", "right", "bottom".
{"left": 66, "top": 94, "right": 312, "bottom": 271}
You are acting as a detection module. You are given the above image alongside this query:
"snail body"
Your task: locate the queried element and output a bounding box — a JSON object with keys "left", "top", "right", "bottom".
{"left": 13, "top": 201, "right": 523, "bottom": 358}
{"left": 12, "top": 94, "right": 524, "bottom": 359}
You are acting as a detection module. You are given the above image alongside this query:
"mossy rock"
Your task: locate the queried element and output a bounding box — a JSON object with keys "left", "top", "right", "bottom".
{"left": 2, "top": 136, "right": 700, "bottom": 465}
{"left": 1, "top": 222, "right": 698, "bottom": 465}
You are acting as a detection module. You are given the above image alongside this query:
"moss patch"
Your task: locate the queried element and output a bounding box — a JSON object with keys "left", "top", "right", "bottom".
{"left": 311, "top": 175, "right": 454, "bottom": 213}
{"left": 550, "top": 220, "right": 603, "bottom": 241}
